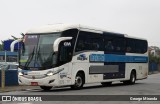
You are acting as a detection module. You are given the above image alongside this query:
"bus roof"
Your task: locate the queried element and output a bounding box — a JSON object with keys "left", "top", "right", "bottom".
{"left": 124, "top": 35, "right": 147, "bottom": 41}
{"left": 26, "top": 23, "right": 103, "bottom": 34}
{"left": 26, "top": 23, "right": 147, "bottom": 41}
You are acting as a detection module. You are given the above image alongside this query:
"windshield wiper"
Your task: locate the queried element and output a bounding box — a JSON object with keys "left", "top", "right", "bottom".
{"left": 34, "top": 46, "right": 43, "bottom": 67}
{"left": 24, "top": 46, "right": 35, "bottom": 69}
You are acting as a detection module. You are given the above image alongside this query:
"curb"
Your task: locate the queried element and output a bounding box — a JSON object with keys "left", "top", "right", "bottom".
{"left": 148, "top": 71, "right": 160, "bottom": 75}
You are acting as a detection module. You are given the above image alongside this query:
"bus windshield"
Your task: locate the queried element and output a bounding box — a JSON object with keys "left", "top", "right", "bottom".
{"left": 20, "top": 33, "right": 61, "bottom": 70}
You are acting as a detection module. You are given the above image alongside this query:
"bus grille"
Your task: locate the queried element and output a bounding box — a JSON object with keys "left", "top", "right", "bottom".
{"left": 23, "top": 75, "right": 47, "bottom": 79}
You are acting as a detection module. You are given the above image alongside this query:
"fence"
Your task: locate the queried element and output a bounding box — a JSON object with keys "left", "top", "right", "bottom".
{"left": 0, "top": 70, "right": 18, "bottom": 86}
{"left": 149, "top": 62, "right": 160, "bottom": 73}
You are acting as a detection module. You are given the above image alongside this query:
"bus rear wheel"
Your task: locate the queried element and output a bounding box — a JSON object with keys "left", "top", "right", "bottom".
{"left": 40, "top": 86, "right": 52, "bottom": 91}
{"left": 123, "top": 71, "right": 136, "bottom": 85}
{"left": 71, "top": 73, "right": 84, "bottom": 90}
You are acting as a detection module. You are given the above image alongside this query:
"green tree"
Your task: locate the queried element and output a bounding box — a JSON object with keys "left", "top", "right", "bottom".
{"left": 149, "top": 53, "right": 160, "bottom": 64}
{"left": 0, "top": 43, "right": 3, "bottom": 51}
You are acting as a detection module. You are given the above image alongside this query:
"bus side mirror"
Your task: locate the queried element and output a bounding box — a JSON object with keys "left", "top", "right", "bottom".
{"left": 53, "top": 37, "right": 72, "bottom": 52}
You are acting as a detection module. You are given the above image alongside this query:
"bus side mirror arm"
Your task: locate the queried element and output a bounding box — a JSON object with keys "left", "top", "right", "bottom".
{"left": 53, "top": 37, "right": 72, "bottom": 52}
{"left": 10, "top": 39, "right": 23, "bottom": 52}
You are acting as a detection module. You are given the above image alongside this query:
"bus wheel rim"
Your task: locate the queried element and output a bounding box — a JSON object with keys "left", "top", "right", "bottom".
{"left": 75, "top": 76, "right": 82, "bottom": 87}
{"left": 132, "top": 74, "right": 135, "bottom": 82}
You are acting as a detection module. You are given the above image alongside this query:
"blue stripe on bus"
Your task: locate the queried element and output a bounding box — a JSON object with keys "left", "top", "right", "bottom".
{"left": 89, "top": 54, "right": 148, "bottom": 63}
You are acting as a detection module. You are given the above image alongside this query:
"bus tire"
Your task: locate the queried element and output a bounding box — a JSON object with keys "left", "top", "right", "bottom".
{"left": 129, "top": 71, "right": 136, "bottom": 84}
{"left": 40, "top": 86, "right": 52, "bottom": 91}
{"left": 71, "top": 73, "right": 84, "bottom": 90}
{"left": 101, "top": 82, "right": 112, "bottom": 86}
{"left": 123, "top": 71, "right": 136, "bottom": 85}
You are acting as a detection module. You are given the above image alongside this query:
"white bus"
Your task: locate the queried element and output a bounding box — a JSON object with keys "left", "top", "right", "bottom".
{"left": 11, "top": 24, "right": 148, "bottom": 90}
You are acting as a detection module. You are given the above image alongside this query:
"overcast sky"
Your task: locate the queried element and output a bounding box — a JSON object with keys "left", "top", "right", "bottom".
{"left": 0, "top": 0, "right": 160, "bottom": 47}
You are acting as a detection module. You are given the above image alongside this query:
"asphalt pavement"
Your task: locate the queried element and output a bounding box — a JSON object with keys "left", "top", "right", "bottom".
{"left": 0, "top": 85, "right": 39, "bottom": 93}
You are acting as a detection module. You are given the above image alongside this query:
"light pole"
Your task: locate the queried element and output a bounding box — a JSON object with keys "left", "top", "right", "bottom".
{"left": 1, "top": 64, "right": 5, "bottom": 92}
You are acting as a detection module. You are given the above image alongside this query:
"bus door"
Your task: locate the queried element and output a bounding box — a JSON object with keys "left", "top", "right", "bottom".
{"left": 58, "top": 40, "right": 73, "bottom": 85}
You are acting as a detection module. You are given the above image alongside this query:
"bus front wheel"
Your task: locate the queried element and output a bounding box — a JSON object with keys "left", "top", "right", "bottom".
{"left": 40, "top": 86, "right": 52, "bottom": 91}
{"left": 71, "top": 73, "right": 84, "bottom": 90}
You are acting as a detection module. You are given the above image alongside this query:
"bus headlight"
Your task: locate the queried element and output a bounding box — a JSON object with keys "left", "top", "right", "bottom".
{"left": 18, "top": 68, "right": 23, "bottom": 76}
{"left": 46, "top": 71, "right": 54, "bottom": 76}
{"left": 18, "top": 71, "right": 24, "bottom": 76}
{"left": 46, "top": 68, "right": 64, "bottom": 76}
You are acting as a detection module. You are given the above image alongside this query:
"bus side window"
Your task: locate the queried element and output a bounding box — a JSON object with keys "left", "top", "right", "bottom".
{"left": 76, "top": 40, "right": 85, "bottom": 51}
{"left": 75, "top": 31, "right": 103, "bottom": 52}
{"left": 126, "top": 47, "right": 131, "bottom": 52}
{"left": 92, "top": 43, "right": 99, "bottom": 50}
{"left": 126, "top": 38, "right": 135, "bottom": 53}
{"left": 59, "top": 41, "right": 72, "bottom": 64}
{"left": 105, "top": 41, "right": 114, "bottom": 51}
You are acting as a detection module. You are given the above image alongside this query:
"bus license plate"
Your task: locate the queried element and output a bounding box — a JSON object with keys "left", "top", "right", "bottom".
{"left": 31, "top": 82, "right": 38, "bottom": 86}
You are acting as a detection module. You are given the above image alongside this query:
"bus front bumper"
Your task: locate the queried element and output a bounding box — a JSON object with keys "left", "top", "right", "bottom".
{"left": 18, "top": 74, "right": 59, "bottom": 87}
